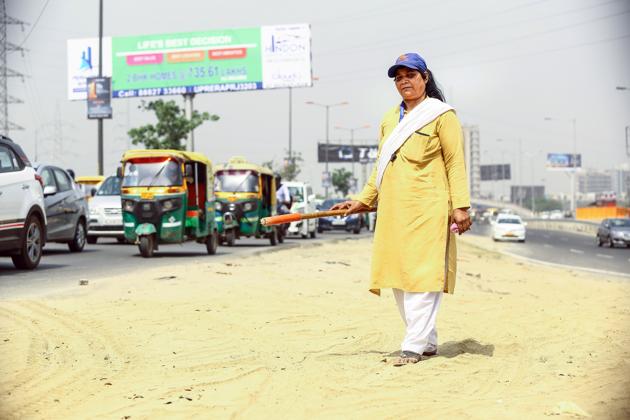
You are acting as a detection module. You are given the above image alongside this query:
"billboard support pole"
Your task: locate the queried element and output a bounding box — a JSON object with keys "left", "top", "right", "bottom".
{"left": 288, "top": 87, "right": 292, "bottom": 165}
{"left": 97, "top": 0, "right": 104, "bottom": 176}
{"left": 571, "top": 118, "right": 577, "bottom": 216}
{"left": 183, "top": 93, "right": 195, "bottom": 152}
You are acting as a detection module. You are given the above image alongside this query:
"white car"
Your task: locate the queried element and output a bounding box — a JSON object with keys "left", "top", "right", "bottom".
{"left": 492, "top": 215, "right": 527, "bottom": 242}
{"left": 87, "top": 175, "right": 124, "bottom": 243}
{"left": 0, "top": 136, "right": 47, "bottom": 269}
{"left": 285, "top": 181, "right": 318, "bottom": 238}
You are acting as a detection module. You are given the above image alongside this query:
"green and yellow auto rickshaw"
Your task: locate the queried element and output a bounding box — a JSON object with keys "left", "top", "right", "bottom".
{"left": 213, "top": 156, "right": 279, "bottom": 246}
{"left": 119, "top": 149, "right": 219, "bottom": 258}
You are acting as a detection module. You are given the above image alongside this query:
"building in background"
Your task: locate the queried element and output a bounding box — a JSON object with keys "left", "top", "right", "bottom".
{"left": 608, "top": 164, "right": 630, "bottom": 203}
{"left": 462, "top": 125, "right": 481, "bottom": 199}
{"left": 577, "top": 169, "right": 613, "bottom": 194}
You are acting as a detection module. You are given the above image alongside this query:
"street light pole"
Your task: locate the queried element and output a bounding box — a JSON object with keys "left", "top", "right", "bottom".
{"left": 305, "top": 100, "right": 348, "bottom": 198}
{"left": 335, "top": 124, "right": 370, "bottom": 193}
{"left": 97, "top": 0, "right": 104, "bottom": 175}
{"left": 497, "top": 138, "right": 522, "bottom": 204}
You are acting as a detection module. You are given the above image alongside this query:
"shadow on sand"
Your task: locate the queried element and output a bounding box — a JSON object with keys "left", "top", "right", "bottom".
{"left": 385, "top": 338, "right": 494, "bottom": 359}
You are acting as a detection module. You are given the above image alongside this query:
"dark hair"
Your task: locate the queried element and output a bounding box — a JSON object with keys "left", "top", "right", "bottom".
{"left": 424, "top": 69, "right": 445, "bottom": 102}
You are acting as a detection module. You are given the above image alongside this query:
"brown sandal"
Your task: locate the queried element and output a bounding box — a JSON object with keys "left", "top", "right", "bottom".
{"left": 392, "top": 351, "right": 422, "bottom": 366}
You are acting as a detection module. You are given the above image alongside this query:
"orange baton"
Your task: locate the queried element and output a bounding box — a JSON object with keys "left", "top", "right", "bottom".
{"left": 261, "top": 210, "right": 373, "bottom": 226}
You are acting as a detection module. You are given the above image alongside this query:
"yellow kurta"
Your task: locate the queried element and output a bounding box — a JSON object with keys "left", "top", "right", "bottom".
{"left": 357, "top": 106, "right": 470, "bottom": 295}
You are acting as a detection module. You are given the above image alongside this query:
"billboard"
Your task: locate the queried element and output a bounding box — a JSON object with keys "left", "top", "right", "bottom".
{"left": 86, "top": 77, "right": 112, "bottom": 119}
{"left": 546, "top": 153, "right": 582, "bottom": 170}
{"left": 68, "top": 24, "right": 312, "bottom": 100}
{"left": 480, "top": 164, "right": 511, "bottom": 181}
{"left": 67, "top": 37, "right": 112, "bottom": 100}
{"left": 317, "top": 144, "right": 378, "bottom": 163}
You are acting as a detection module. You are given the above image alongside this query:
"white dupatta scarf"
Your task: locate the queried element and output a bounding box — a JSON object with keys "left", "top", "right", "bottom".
{"left": 375, "top": 97, "right": 453, "bottom": 190}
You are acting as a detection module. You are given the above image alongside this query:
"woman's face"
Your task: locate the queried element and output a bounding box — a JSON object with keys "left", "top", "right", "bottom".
{"left": 394, "top": 67, "right": 427, "bottom": 102}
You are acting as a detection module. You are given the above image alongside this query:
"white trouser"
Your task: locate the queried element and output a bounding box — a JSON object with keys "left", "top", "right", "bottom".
{"left": 392, "top": 288, "right": 443, "bottom": 354}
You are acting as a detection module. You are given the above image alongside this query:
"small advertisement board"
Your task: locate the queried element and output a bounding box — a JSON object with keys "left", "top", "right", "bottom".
{"left": 86, "top": 77, "right": 113, "bottom": 119}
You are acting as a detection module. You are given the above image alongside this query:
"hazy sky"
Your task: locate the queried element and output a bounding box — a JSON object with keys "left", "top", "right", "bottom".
{"left": 6, "top": 0, "right": 630, "bottom": 197}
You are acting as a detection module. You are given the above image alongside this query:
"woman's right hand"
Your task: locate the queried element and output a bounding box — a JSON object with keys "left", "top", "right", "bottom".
{"left": 329, "top": 200, "right": 370, "bottom": 216}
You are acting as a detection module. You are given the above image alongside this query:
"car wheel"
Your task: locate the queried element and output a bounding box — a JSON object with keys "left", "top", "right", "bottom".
{"left": 317, "top": 228, "right": 323, "bottom": 234}
{"left": 206, "top": 230, "right": 218, "bottom": 255}
{"left": 139, "top": 235, "right": 154, "bottom": 258}
{"left": 226, "top": 228, "right": 235, "bottom": 247}
{"left": 310, "top": 229, "right": 316, "bottom": 239}
{"left": 596, "top": 235, "right": 603, "bottom": 247}
{"left": 353, "top": 226, "right": 361, "bottom": 234}
{"left": 87, "top": 236, "right": 98, "bottom": 244}
{"left": 269, "top": 227, "right": 278, "bottom": 246}
{"left": 11, "top": 215, "right": 43, "bottom": 270}
{"left": 68, "top": 220, "right": 86, "bottom": 252}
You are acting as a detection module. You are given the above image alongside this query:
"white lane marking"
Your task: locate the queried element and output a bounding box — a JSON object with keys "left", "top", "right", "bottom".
{"left": 570, "top": 249, "right": 584, "bottom": 254}
{"left": 596, "top": 254, "right": 613, "bottom": 259}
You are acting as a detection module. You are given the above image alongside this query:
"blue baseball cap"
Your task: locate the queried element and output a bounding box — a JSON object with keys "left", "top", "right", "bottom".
{"left": 387, "top": 53, "right": 428, "bottom": 78}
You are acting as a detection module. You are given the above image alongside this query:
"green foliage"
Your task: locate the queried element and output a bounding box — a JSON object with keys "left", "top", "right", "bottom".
{"left": 528, "top": 197, "right": 564, "bottom": 211}
{"left": 281, "top": 152, "right": 303, "bottom": 181}
{"left": 128, "top": 99, "right": 219, "bottom": 150}
{"left": 262, "top": 152, "right": 303, "bottom": 182}
{"left": 332, "top": 168, "right": 353, "bottom": 197}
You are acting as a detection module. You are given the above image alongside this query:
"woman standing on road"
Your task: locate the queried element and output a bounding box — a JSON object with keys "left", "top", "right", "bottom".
{"left": 331, "top": 53, "right": 472, "bottom": 366}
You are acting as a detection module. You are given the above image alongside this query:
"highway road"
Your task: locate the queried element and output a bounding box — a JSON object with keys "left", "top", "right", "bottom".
{"left": 469, "top": 223, "right": 629, "bottom": 277}
{"left": 0, "top": 230, "right": 373, "bottom": 297}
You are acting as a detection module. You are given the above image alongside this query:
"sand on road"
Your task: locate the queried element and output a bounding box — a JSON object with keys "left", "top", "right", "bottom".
{"left": 1, "top": 237, "right": 629, "bottom": 419}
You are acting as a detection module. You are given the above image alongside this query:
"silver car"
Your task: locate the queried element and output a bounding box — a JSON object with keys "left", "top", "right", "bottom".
{"left": 87, "top": 175, "right": 124, "bottom": 244}
{"left": 34, "top": 164, "right": 89, "bottom": 252}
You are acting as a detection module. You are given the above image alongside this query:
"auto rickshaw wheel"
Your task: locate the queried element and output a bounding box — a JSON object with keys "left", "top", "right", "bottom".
{"left": 206, "top": 230, "right": 218, "bottom": 255}
{"left": 226, "top": 228, "right": 235, "bottom": 247}
{"left": 139, "top": 235, "right": 154, "bottom": 258}
{"left": 269, "top": 227, "right": 278, "bottom": 246}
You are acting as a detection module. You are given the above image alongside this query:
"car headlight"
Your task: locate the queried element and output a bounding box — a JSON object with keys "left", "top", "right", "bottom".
{"left": 89, "top": 207, "right": 99, "bottom": 216}
{"left": 214, "top": 202, "right": 222, "bottom": 211}
{"left": 122, "top": 199, "right": 135, "bottom": 213}
{"left": 243, "top": 202, "right": 254, "bottom": 212}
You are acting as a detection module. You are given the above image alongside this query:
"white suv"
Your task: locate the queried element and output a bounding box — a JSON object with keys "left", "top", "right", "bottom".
{"left": 0, "top": 136, "right": 47, "bottom": 269}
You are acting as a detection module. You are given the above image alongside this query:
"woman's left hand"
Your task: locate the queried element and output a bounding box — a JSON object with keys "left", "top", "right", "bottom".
{"left": 452, "top": 208, "right": 472, "bottom": 234}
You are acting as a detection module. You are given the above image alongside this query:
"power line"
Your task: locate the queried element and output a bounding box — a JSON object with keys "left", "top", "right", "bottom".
{"left": 319, "top": 0, "right": 624, "bottom": 58}
{"left": 319, "top": 9, "right": 629, "bottom": 82}
{"left": 318, "top": 0, "right": 552, "bottom": 57}
{"left": 321, "top": 32, "right": 630, "bottom": 83}
{"left": 17, "top": 0, "right": 50, "bottom": 48}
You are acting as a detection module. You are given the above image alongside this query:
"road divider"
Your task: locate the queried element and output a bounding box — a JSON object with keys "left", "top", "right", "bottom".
{"left": 525, "top": 219, "right": 598, "bottom": 237}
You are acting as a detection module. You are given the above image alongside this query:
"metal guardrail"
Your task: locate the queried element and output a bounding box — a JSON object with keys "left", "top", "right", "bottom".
{"left": 524, "top": 218, "right": 598, "bottom": 236}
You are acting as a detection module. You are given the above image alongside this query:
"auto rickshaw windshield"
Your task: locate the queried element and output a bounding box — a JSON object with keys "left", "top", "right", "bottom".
{"left": 215, "top": 170, "right": 259, "bottom": 193}
{"left": 122, "top": 159, "right": 183, "bottom": 187}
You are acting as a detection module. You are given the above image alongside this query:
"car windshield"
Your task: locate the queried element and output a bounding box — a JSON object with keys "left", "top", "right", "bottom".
{"left": 497, "top": 218, "right": 522, "bottom": 224}
{"left": 97, "top": 176, "right": 122, "bottom": 196}
{"left": 322, "top": 199, "right": 345, "bottom": 209}
{"left": 215, "top": 170, "right": 259, "bottom": 193}
{"left": 122, "top": 159, "right": 182, "bottom": 187}
{"left": 288, "top": 186, "right": 304, "bottom": 202}
{"left": 610, "top": 219, "right": 630, "bottom": 227}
